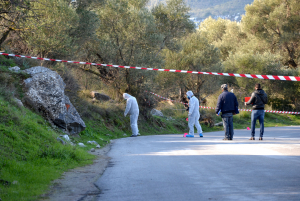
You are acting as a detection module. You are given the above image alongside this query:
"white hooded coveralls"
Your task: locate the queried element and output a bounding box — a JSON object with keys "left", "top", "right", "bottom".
{"left": 186, "top": 91, "right": 203, "bottom": 136}
{"left": 123, "top": 93, "right": 139, "bottom": 136}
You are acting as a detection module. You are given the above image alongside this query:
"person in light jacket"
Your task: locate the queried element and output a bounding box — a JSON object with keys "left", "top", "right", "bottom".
{"left": 186, "top": 91, "right": 203, "bottom": 137}
{"left": 123, "top": 93, "right": 139, "bottom": 137}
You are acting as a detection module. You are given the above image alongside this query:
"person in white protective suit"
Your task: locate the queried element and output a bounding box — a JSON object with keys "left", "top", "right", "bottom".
{"left": 123, "top": 93, "right": 140, "bottom": 137}
{"left": 186, "top": 91, "right": 203, "bottom": 137}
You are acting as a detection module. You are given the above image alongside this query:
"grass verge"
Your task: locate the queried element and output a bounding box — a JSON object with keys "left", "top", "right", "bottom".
{"left": 0, "top": 96, "right": 95, "bottom": 201}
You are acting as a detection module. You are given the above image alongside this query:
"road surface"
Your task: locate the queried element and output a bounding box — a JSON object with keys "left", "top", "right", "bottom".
{"left": 95, "top": 126, "right": 300, "bottom": 201}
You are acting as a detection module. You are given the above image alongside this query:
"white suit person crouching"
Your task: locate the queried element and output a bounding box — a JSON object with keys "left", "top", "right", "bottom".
{"left": 186, "top": 91, "right": 203, "bottom": 137}
{"left": 123, "top": 93, "right": 139, "bottom": 137}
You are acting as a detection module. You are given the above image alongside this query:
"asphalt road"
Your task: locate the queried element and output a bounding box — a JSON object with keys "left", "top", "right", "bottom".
{"left": 95, "top": 126, "right": 300, "bottom": 201}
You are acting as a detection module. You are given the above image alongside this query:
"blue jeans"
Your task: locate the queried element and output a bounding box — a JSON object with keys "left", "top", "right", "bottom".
{"left": 251, "top": 110, "right": 265, "bottom": 138}
{"left": 221, "top": 113, "right": 234, "bottom": 140}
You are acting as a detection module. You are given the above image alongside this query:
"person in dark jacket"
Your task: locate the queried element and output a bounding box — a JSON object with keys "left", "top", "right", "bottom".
{"left": 245, "top": 83, "right": 268, "bottom": 140}
{"left": 216, "top": 84, "right": 239, "bottom": 140}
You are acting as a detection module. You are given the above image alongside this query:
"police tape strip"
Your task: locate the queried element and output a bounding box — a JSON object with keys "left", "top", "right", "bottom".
{"left": 146, "top": 91, "right": 300, "bottom": 114}
{"left": 1, "top": 52, "right": 300, "bottom": 81}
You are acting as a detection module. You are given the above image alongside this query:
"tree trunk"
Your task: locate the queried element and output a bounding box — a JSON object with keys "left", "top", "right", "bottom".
{"left": 0, "top": 29, "right": 11, "bottom": 48}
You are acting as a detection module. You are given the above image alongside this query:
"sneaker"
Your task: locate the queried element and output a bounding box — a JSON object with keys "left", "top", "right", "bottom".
{"left": 130, "top": 135, "right": 137, "bottom": 137}
{"left": 249, "top": 137, "right": 255, "bottom": 140}
{"left": 137, "top": 133, "right": 141, "bottom": 136}
{"left": 259, "top": 137, "right": 263, "bottom": 140}
{"left": 223, "top": 138, "right": 229, "bottom": 140}
{"left": 186, "top": 135, "right": 194, "bottom": 137}
{"left": 199, "top": 133, "right": 203, "bottom": 137}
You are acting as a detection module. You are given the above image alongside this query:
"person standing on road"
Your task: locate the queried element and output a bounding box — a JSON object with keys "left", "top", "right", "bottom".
{"left": 245, "top": 83, "right": 268, "bottom": 140}
{"left": 123, "top": 93, "right": 139, "bottom": 137}
{"left": 186, "top": 91, "right": 203, "bottom": 137}
{"left": 216, "top": 84, "right": 239, "bottom": 140}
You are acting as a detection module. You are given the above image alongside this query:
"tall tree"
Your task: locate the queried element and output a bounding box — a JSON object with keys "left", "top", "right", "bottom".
{"left": 0, "top": 0, "right": 37, "bottom": 48}
{"left": 199, "top": 17, "right": 247, "bottom": 61}
{"left": 94, "top": 0, "right": 163, "bottom": 98}
{"left": 22, "top": 0, "right": 79, "bottom": 58}
{"left": 242, "top": 0, "right": 300, "bottom": 68}
{"left": 151, "top": 0, "right": 195, "bottom": 55}
{"left": 158, "top": 32, "right": 222, "bottom": 102}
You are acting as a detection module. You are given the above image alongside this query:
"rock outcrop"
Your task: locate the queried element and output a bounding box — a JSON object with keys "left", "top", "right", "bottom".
{"left": 22, "top": 66, "right": 86, "bottom": 134}
{"left": 90, "top": 91, "right": 110, "bottom": 101}
{"left": 150, "top": 109, "right": 164, "bottom": 117}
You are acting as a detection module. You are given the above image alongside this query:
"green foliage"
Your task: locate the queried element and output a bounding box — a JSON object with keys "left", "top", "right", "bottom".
{"left": 151, "top": 0, "right": 195, "bottom": 51}
{"left": 22, "top": 0, "right": 79, "bottom": 57}
{"left": 223, "top": 51, "right": 300, "bottom": 111}
{"left": 269, "top": 98, "right": 291, "bottom": 111}
{"left": 0, "top": 0, "right": 35, "bottom": 47}
{"left": 0, "top": 96, "right": 94, "bottom": 201}
{"left": 199, "top": 17, "right": 247, "bottom": 61}
{"left": 157, "top": 31, "right": 222, "bottom": 101}
{"left": 0, "top": 66, "right": 30, "bottom": 102}
{"left": 94, "top": 0, "right": 164, "bottom": 98}
{"left": 242, "top": 0, "right": 300, "bottom": 68}
{"left": 0, "top": 55, "right": 17, "bottom": 67}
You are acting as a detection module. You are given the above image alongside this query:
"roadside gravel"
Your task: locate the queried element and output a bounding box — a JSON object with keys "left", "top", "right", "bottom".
{"left": 39, "top": 143, "right": 112, "bottom": 201}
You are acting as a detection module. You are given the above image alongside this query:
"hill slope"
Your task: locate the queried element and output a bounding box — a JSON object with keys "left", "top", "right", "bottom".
{"left": 148, "top": 0, "right": 254, "bottom": 19}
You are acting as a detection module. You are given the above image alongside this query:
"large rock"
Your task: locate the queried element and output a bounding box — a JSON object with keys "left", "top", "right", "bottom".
{"left": 150, "top": 109, "right": 164, "bottom": 117}
{"left": 23, "top": 66, "right": 86, "bottom": 134}
{"left": 90, "top": 91, "right": 110, "bottom": 101}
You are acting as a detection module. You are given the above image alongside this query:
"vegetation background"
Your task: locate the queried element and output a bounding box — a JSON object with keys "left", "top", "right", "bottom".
{"left": 1, "top": 0, "right": 300, "bottom": 200}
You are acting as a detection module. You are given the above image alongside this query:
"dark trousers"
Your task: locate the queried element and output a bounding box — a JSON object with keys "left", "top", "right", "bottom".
{"left": 221, "top": 113, "right": 234, "bottom": 140}
{"left": 251, "top": 110, "right": 265, "bottom": 138}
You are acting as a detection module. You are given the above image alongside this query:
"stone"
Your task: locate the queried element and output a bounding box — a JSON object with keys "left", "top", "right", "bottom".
{"left": 78, "top": 143, "right": 86, "bottom": 147}
{"left": 69, "top": 142, "right": 75, "bottom": 146}
{"left": 96, "top": 145, "right": 101, "bottom": 148}
{"left": 90, "top": 91, "right": 110, "bottom": 101}
{"left": 22, "top": 66, "right": 86, "bottom": 134}
{"left": 90, "top": 148, "right": 95, "bottom": 152}
{"left": 60, "top": 135, "right": 70, "bottom": 141}
{"left": 87, "top": 141, "right": 98, "bottom": 145}
{"left": 8, "top": 66, "right": 20, "bottom": 72}
{"left": 13, "top": 98, "right": 23, "bottom": 107}
{"left": 57, "top": 137, "right": 66, "bottom": 145}
{"left": 150, "top": 109, "right": 164, "bottom": 117}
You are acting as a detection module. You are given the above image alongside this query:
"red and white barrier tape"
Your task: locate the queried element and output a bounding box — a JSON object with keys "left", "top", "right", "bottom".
{"left": 1, "top": 52, "right": 300, "bottom": 81}
{"left": 146, "top": 91, "right": 300, "bottom": 114}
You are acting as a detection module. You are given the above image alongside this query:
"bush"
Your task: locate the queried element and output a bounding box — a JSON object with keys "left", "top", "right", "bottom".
{"left": 0, "top": 55, "right": 17, "bottom": 67}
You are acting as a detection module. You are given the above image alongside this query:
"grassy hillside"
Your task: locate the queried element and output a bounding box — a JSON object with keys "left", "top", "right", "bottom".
{"left": 0, "top": 95, "right": 95, "bottom": 201}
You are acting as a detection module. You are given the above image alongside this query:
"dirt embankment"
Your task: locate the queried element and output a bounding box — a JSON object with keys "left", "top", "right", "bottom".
{"left": 40, "top": 144, "right": 112, "bottom": 201}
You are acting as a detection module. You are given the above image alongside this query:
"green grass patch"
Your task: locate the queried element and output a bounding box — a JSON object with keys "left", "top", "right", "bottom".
{"left": 0, "top": 96, "right": 94, "bottom": 201}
